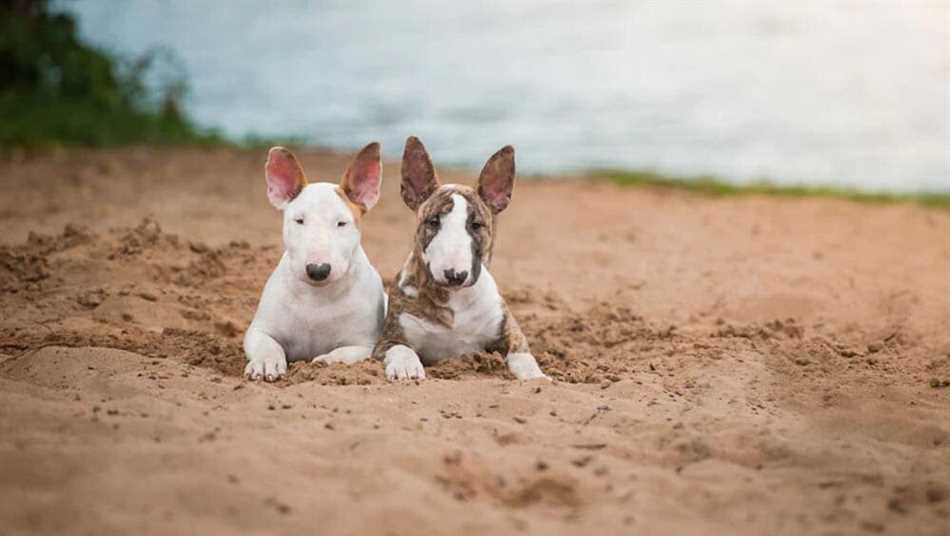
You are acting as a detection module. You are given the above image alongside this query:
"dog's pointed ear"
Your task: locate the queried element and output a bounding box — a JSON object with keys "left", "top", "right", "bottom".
{"left": 341, "top": 142, "right": 382, "bottom": 212}
{"left": 477, "top": 145, "right": 515, "bottom": 214}
{"left": 401, "top": 136, "right": 440, "bottom": 211}
{"left": 265, "top": 147, "right": 307, "bottom": 209}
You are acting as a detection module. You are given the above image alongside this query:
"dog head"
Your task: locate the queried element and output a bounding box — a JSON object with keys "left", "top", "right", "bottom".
{"left": 400, "top": 136, "right": 516, "bottom": 289}
{"left": 264, "top": 143, "right": 381, "bottom": 286}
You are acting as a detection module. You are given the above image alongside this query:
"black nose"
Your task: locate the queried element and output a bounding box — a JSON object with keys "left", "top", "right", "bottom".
{"left": 306, "top": 263, "right": 332, "bottom": 282}
{"left": 443, "top": 269, "right": 468, "bottom": 287}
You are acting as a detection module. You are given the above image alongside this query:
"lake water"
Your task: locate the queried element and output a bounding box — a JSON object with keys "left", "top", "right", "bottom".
{"left": 63, "top": 1, "right": 949, "bottom": 193}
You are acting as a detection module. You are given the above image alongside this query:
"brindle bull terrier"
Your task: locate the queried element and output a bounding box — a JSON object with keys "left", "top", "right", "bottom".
{"left": 373, "top": 136, "right": 548, "bottom": 381}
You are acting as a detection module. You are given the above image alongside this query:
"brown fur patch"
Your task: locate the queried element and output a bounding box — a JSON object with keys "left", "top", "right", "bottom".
{"left": 416, "top": 186, "right": 496, "bottom": 265}
{"left": 372, "top": 184, "right": 528, "bottom": 361}
{"left": 401, "top": 136, "right": 440, "bottom": 210}
{"left": 487, "top": 303, "right": 530, "bottom": 355}
{"left": 477, "top": 145, "right": 516, "bottom": 214}
{"left": 334, "top": 186, "right": 364, "bottom": 224}
{"left": 372, "top": 252, "right": 451, "bottom": 361}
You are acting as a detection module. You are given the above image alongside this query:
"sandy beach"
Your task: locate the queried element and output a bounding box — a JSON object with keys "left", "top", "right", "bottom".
{"left": 1, "top": 147, "right": 948, "bottom": 535}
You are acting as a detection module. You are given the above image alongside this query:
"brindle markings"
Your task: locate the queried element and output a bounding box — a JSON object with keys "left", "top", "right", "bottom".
{"left": 372, "top": 137, "right": 532, "bottom": 365}
{"left": 486, "top": 301, "right": 530, "bottom": 355}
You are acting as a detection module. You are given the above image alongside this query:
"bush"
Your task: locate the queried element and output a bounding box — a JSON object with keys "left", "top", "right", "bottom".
{"left": 0, "top": 0, "right": 220, "bottom": 148}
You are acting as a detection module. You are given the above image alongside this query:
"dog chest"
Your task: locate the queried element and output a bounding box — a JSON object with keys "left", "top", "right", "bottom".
{"left": 397, "top": 282, "right": 504, "bottom": 363}
{"left": 279, "top": 295, "right": 380, "bottom": 359}
{"left": 256, "top": 264, "right": 385, "bottom": 361}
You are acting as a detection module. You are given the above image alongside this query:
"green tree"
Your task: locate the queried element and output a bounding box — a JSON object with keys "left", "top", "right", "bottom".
{"left": 0, "top": 0, "right": 218, "bottom": 147}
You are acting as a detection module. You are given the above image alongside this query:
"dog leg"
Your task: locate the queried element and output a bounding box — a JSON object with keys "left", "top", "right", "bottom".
{"left": 383, "top": 345, "right": 426, "bottom": 381}
{"left": 243, "top": 329, "right": 288, "bottom": 382}
{"left": 506, "top": 352, "right": 548, "bottom": 380}
{"left": 311, "top": 345, "right": 373, "bottom": 365}
{"left": 499, "top": 310, "right": 550, "bottom": 381}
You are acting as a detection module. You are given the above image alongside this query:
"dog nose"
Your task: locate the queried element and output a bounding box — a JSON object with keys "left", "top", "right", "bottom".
{"left": 306, "top": 263, "right": 332, "bottom": 282}
{"left": 443, "top": 269, "right": 468, "bottom": 287}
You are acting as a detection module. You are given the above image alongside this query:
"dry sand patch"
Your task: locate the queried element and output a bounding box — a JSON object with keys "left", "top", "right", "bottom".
{"left": 1, "top": 148, "right": 948, "bottom": 535}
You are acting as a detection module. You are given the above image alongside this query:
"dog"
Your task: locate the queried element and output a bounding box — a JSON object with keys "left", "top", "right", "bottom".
{"left": 244, "top": 143, "right": 386, "bottom": 381}
{"left": 372, "top": 136, "right": 548, "bottom": 381}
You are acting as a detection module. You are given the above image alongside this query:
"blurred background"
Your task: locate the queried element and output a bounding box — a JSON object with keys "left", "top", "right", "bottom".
{"left": 3, "top": 0, "right": 949, "bottom": 193}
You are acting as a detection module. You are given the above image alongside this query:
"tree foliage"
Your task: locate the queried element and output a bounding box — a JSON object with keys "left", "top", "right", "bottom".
{"left": 0, "top": 0, "right": 219, "bottom": 148}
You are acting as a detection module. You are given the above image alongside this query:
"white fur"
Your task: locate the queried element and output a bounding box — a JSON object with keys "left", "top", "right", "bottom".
{"left": 506, "top": 352, "right": 547, "bottom": 380}
{"left": 394, "top": 264, "right": 549, "bottom": 381}
{"left": 423, "top": 193, "right": 474, "bottom": 287}
{"left": 383, "top": 345, "right": 426, "bottom": 380}
{"left": 312, "top": 345, "right": 374, "bottom": 365}
{"left": 280, "top": 184, "right": 362, "bottom": 285}
{"left": 399, "top": 267, "right": 503, "bottom": 363}
{"left": 244, "top": 183, "right": 385, "bottom": 381}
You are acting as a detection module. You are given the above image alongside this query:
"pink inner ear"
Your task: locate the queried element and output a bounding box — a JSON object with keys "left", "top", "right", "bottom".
{"left": 265, "top": 149, "right": 305, "bottom": 206}
{"left": 347, "top": 159, "right": 381, "bottom": 208}
{"left": 481, "top": 180, "right": 511, "bottom": 208}
{"left": 478, "top": 146, "right": 515, "bottom": 213}
{"left": 481, "top": 181, "right": 512, "bottom": 212}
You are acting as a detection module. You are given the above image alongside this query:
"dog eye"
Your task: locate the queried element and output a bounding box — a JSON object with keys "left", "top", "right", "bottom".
{"left": 337, "top": 221, "right": 348, "bottom": 228}
{"left": 294, "top": 217, "right": 304, "bottom": 225}
{"left": 470, "top": 221, "right": 484, "bottom": 231}
{"left": 425, "top": 217, "right": 440, "bottom": 229}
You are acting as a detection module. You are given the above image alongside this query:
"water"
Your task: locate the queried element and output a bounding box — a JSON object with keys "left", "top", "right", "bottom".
{"left": 63, "top": 0, "right": 950, "bottom": 192}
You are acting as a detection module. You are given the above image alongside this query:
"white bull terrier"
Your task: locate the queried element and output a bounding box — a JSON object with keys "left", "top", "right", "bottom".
{"left": 244, "top": 143, "right": 386, "bottom": 381}
{"left": 372, "top": 136, "right": 548, "bottom": 381}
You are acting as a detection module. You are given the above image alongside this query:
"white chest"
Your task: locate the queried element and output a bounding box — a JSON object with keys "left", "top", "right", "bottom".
{"left": 282, "top": 293, "right": 383, "bottom": 360}
{"left": 252, "top": 255, "right": 384, "bottom": 361}
{"left": 398, "top": 270, "right": 504, "bottom": 364}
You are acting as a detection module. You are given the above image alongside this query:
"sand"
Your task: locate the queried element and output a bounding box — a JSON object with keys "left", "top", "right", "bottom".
{"left": 1, "top": 147, "right": 948, "bottom": 535}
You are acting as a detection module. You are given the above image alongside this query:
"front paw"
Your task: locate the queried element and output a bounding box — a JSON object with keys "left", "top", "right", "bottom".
{"left": 311, "top": 346, "right": 372, "bottom": 365}
{"left": 384, "top": 345, "right": 426, "bottom": 381}
{"left": 244, "top": 355, "right": 287, "bottom": 382}
{"left": 506, "top": 352, "right": 550, "bottom": 381}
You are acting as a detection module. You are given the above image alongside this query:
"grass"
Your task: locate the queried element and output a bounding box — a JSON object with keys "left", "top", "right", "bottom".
{"left": 598, "top": 169, "right": 950, "bottom": 210}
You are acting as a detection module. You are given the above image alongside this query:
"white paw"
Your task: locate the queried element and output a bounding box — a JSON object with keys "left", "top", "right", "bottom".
{"left": 311, "top": 346, "right": 372, "bottom": 365}
{"left": 506, "top": 352, "right": 550, "bottom": 381}
{"left": 384, "top": 345, "right": 426, "bottom": 381}
{"left": 244, "top": 355, "right": 287, "bottom": 382}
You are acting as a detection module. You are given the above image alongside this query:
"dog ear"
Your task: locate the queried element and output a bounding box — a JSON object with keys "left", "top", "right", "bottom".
{"left": 265, "top": 147, "right": 307, "bottom": 209}
{"left": 401, "top": 136, "right": 440, "bottom": 211}
{"left": 341, "top": 142, "right": 382, "bottom": 212}
{"left": 477, "top": 145, "right": 515, "bottom": 214}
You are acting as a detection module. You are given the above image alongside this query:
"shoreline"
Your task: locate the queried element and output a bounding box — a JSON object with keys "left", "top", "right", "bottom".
{"left": 5, "top": 143, "right": 947, "bottom": 210}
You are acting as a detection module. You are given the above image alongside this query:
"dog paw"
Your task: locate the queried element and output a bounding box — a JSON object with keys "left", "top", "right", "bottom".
{"left": 506, "top": 352, "right": 550, "bottom": 381}
{"left": 384, "top": 345, "right": 426, "bottom": 381}
{"left": 244, "top": 355, "right": 287, "bottom": 382}
{"left": 311, "top": 346, "right": 372, "bottom": 365}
